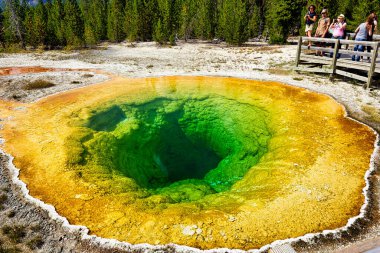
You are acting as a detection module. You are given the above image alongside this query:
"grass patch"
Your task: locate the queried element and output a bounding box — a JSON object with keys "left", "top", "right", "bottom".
{"left": 293, "top": 77, "right": 304, "bottom": 81}
{"left": 2, "top": 225, "right": 26, "bottom": 243}
{"left": 24, "top": 80, "right": 55, "bottom": 90}
{"left": 0, "top": 194, "right": 7, "bottom": 205}
{"left": 27, "top": 236, "right": 44, "bottom": 250}
{"left": 146, "top": 64, "right": 154, "bottom": 69}
{"left": 0, "top": 245, "right": 21, "bottom": 253}
{"left": 362, "top": 105, "right": 380, "bottom": 123}
{"left": 0, "top": 194, "right": 7, "bottom": 210}
{"left": 253, "top": 46, "right": 282, "bottom": 53}
{"left": 82, "top": 74, "right": 94, "bottom": 78}
{"left": 7, "top": 210, "right": 16, "bottom": 218}
{"left": 267, "top": 68, "right": 292, "bottom": 75}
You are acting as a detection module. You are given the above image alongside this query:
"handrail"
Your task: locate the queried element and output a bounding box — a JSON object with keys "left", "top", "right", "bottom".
{"left": 301, "top": 36, "right": 378, "bottom": 46}
{"left": 346, "top": 33, "right": 380, "bottom": 40}
{"left": 296, "top": 36, "right": 379, "bottom": 88}
{"left": 301, "top": 45, "right": 373, "bottom": 57}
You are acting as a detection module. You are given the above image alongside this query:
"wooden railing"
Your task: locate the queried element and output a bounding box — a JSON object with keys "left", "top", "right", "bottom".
{"left": 295, "top": 36, "right": 380, "bottom": 89}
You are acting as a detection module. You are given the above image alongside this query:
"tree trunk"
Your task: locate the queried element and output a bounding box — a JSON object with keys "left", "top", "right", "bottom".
{"left": 4, "top": 0, "right": 25, "bottom": 48}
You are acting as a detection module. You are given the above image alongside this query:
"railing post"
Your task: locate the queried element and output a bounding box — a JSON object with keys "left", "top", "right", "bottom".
{"left": 330, "top": 39, "right": 340, "bottom": 78}
{"left": 365, "top": 42, "right": 379, "bottom": 89}
{"left": 296, "top": 36, "right": 302, "bottom": 67}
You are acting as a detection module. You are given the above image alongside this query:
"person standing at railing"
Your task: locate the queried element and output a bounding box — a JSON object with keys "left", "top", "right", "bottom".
{"left": 352, "top": 16, "right": 374, "bottom": 61}
{"left": 366, "top": 11, "right": 378, "bottom": 62}
{"left": 304, "top": 5, "right": 317, "bottom": 48}
{"left": 315, "top": 9, "right": 331, "bottom": 56}
{"left": 329, "top": 14, "right": 347, "bottom": 58}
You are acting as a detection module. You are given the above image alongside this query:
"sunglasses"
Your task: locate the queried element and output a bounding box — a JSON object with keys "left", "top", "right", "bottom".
{"left": 321, "top": 12, "right": 326, "bottom": 14}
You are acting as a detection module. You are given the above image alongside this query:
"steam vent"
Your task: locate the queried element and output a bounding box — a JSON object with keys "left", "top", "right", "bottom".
{"left": 0, "top": 76, "right": 376, "bottom": 250}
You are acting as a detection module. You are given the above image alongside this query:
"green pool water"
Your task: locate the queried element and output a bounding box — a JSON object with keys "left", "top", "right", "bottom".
{"left": 75, "top": 95, "right": 271, "bottom": 202}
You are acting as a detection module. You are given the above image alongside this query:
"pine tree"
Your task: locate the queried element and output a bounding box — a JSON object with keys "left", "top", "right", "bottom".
{"left": 351, "top": 0, "right": 377, "bottom": 31}
{"left": 267, "top": 0, "right": 303, "bottom": 44}
{"left": 50, "top": 0, "right": 65, "bottom": 46}
{"left": 63, "top": 0, "right": 85, "bottom": 47}
{"left": 179, "top": 0, "right": 197, "bottom": 40}
{"left": 139, "top": 0, "right": 158, "bottom": 41}
{"left": 247, "top": 0, "right": 265, "bottom": 38}
{"left": 23, "top": 3, "right": 34, "bottom": 46}
{"left": 0, "top": 7, "right": 5, "bottom": 47}
{"left": 31, "top": 0, "right": 47, "bottom": 47}
{"left": 194, "top": 0, "right": 213, "bottom": 39}
{"left": 125, "top": 0, "right": 139, "bottom": 41}
{"left": 153, "top": 18, "right": 165, "bottom": 44}
{"left": 217, "top": 0, "right": 248, "bottom": 45}
{"left": 80, "top": 0, "right": 97, "bottom": 45}
{"left": 90, "top": 0, "right": 108, "bottom": 41}
{"left": 45, "top": 0, "right": 57, "bottom": 48}
{"left": 107, "top": 0, "right": 125, "bottom": 42}
{"left": 154, "top": 0, "right": 180, "bottom": 44}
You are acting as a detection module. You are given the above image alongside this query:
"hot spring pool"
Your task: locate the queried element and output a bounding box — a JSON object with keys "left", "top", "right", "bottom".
{"left": 0, "top": 76, "right": 376, "bottom": 250}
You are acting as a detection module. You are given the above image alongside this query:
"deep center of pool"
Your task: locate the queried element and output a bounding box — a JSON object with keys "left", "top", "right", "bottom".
{"left": 78, "top": 96, "right": 270, "bottom": 200}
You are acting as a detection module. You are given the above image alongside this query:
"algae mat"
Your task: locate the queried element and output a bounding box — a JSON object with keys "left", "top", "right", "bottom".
{"left": 0, "top": 76, "right": 376, "bottom": 250}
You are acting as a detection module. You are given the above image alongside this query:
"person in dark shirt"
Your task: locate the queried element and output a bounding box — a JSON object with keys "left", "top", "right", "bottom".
{"left": 304, "top": 5, "right": 318, "bottom": 48}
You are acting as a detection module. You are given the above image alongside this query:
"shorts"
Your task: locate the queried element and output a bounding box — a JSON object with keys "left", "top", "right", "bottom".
{"left": 305, "top": 24, "right": 314, "bottom": 32}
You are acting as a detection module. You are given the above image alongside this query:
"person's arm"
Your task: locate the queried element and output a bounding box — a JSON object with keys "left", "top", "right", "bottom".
{"left": 354, "top": 26, "right": 360, "bottom": 34}
{"left": 304, "top": 12, "right": 309, "bottom": 20}
{"left": 368, "top": 24, "right": 373, "bottom": 36}
{"left": 322, "top": 19, "right": 331, "bottom": 37}
{"left": 311, "top": 14, "right": 317, "bottom": 22}
{"left": 374, "top": 20, "right": 378, "bottom": 33}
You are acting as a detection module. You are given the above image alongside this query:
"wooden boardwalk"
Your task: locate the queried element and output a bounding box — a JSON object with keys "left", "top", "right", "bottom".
{"left": 295, "top": 36, "right": 380, "bottom": 89}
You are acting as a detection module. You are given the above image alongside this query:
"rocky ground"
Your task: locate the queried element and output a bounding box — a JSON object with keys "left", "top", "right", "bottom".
{"left": 0, "top": 40, "right": 379, "bottom": 252}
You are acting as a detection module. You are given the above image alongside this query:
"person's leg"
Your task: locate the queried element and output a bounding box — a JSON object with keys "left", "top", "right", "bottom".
{"left": 352, "top": 44, "right": 359, "bottom": 61}
{"left": 337, "top": 36, "right": 344, "bottom": 58}
{"left": 357, "top": 44, "right": 364, "bottom": 61}
{"left": 330, "top": 36, "right": 336, "bottom": 57}
{"left": 307, "top": 30, "right": 312, "bottom": 47}
{"left": 367, "top": 36, "right": 373, "bottom": 60}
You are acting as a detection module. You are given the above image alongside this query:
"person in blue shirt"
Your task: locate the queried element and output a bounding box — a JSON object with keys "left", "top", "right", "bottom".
{"left": 352, "top": 15, "right": 374, "bottom": 61}
{"left": 304, "top": 5, "right": 317, "bottom": 48}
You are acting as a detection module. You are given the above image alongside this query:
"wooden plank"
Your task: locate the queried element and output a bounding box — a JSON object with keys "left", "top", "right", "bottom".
{"left": 339, "top": 49, "right": 373, "bottom": 57}
{"left": 346, "top": 33, "right": 380, "bottom": 41}
{"left": 296, "top": 36, "right": 302, "bottom": 67}
{"left": 331, "top": 40, "right": 340, "bottom": 74}
{"left": 302, "top": 36, "right": 379, "bottom": 46}
{"left": 338, "top": 39, "right": 378, "bottom": 46}
{"left": 301, "top": 36, "right": 337, "bottom": 43}
{"left": 301, "top": 45, "right": 334, "bottom": 53}
{"left": 336, "top": 61, "right": 371, "bottom": 72}
{"left": 339, "top": 58, "right": 371, "bottom": 67}
{"left": 366, "top": 43, "right": 379, "bottom": 89}
{"left": 299, "top": 55, "right": 380, "bottom": 73}
{"left": 300, "top": 56, "right": 332, "bottom": 66}
{"left": 335, "top": 69, "right": 368, "bottom": 82}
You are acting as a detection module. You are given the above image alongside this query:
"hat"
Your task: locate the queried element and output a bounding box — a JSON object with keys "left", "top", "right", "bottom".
{"left": 338, "top": 14, "right": 345, "bottom": 19}
{"left": 321, "top": 9, "right": 328, "bottom": 14}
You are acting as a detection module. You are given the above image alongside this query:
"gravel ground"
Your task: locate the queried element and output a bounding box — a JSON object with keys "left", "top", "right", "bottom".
{"left": 0, "top": 40, "right": 379, "bottom": 252}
